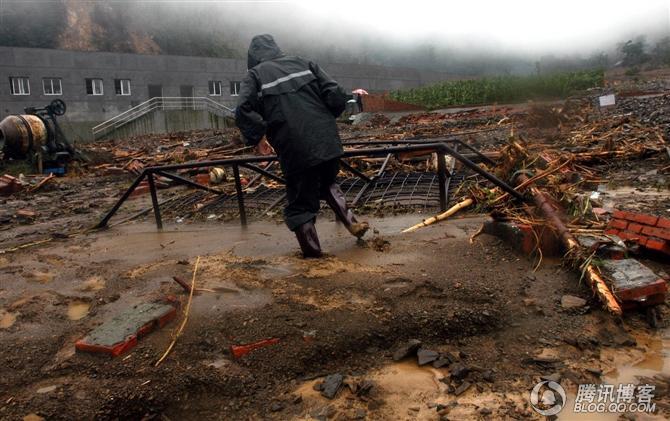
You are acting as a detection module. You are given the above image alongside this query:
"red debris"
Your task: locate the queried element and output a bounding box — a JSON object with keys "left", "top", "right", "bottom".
{"left": 194, "top": 173, "right": 210, "bottom": 186}
{"left": 230, "top": 338, "right": 280, "bottom": 358}
{"left": 607, "top": 210, "right": 670, "bottom": 256}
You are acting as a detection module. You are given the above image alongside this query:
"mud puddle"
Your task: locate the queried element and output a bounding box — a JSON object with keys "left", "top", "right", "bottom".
{"left": 294, "top": 360, "right": 525, "bottom": 420}
{"left": 0, "top": 310, "right": 17, "bottom": 328}
{"left": 190, "top": 287, "right": 271, "bottom": 315}
{"left": 560, "top": 328, "right": 670, "bottom": 420}
{"left": 295, "top": 361, "right": 444, "bottom": 420}
{"left": 67, "top": 301, "right": 90, "bottom": 320}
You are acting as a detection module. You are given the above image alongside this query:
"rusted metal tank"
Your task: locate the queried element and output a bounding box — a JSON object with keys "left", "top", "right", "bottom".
{"left": 0, "top": 114, "right": 49, "bottom": 159}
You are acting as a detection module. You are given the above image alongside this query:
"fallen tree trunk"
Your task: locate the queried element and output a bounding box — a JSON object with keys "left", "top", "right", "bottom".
{"left": 515, "top": 174, "right": 622, "bottom": 315}
{"left": 402, "top": 198, "right": 473, "bottom": 233}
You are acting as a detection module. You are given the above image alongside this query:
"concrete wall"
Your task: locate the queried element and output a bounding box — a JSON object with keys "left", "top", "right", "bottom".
{"left": 103, "top": 110, "right": 228, "bottom": 140}
{"left": 0, "top": 47, "right": 457, "bottom": 141}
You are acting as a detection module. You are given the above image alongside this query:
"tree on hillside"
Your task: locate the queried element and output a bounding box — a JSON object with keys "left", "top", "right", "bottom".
{"left": 652, "top": 37, "right": 670, "bottom": 65}
{"left": 619, "top": 37, "right": 649, "bottom": 66}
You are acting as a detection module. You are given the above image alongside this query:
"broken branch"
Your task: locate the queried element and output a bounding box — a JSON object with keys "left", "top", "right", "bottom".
{"left": 402, "top": 198, "right": 473, "bottom": 233}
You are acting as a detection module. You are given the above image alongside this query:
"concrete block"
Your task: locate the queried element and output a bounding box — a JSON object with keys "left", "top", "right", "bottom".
{"left": 576, "top": 234, "right": 626, "bottom": 260}
{"left": 600, "top": 259, "right": 668, "bottom": 308}
{"left": 75, "top": 300, "right": 178, "bottom": 357}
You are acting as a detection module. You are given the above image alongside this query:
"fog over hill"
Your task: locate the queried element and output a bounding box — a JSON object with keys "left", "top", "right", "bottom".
{"left": 0, "top": 0, "right": 668, "bottom": 75}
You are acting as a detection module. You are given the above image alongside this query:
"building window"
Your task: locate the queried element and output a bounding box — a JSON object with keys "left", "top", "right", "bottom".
{"left": 10, "top": 77, "right": 30, "bottom": 95}
{"left": 230, "top": 81, "right": 241, "bottom": 96}
{"left": 42, "top": 78, "right": 62, "bottom": 95}
{"left": 114, "top": 79, "right": 131, "bottom": 96}
{"left": 85, "top": 78, "right": 104, "bottom": 95}
{"left": 208, "top": 80, "right": 222, "bottom": 96}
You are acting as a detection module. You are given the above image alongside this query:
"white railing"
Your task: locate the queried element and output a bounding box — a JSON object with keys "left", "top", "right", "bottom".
{"left": 92, "top": 97, "right": 235, "bottom": 138}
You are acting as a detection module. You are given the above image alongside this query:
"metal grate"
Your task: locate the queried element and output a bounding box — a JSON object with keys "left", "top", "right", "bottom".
{"left": 159, "top": 171, "right": 465, "bottom": 220}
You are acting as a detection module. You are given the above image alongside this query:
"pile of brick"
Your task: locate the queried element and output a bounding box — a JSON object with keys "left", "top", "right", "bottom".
{"left": 606, "top": 210, "right": 670, "bottom": 255}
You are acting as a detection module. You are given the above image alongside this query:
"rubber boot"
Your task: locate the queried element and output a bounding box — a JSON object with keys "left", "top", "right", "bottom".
{"left": 294, "top": 220, "right": 322, "bottom": 258}
{"left": 324, "top": 184, "right": 369, "bottom": 238}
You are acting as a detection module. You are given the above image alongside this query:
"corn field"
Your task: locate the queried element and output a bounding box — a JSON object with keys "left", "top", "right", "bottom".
{"left": 390, "top": 69, "right": 604, "bottom": 109}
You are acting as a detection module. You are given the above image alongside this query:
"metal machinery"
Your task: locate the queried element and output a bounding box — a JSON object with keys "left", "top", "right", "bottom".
{"left": 0, "top": 99, "right": 77, "bottom": 174}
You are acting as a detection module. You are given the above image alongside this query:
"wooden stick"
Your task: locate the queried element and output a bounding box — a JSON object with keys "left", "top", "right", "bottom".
{"left": 402, "top": 198, "right": 473, "bottom": 233}
{"left": 156, "top": 256, "right": 201, "bottom": 367}
{"left": 0, "top": 238, "right": 53, "bottom": 254}
{"left": 29, "top": 174, "right": 55, "bottom": 192}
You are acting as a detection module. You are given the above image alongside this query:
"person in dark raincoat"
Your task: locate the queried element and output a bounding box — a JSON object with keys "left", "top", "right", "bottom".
{"left": 235, "top": 34, "right": 368, "bottom": 257}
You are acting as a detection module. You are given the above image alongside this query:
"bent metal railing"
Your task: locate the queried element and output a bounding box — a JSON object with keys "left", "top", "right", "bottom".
{"left": 94, "top": 138, "right": 524, "bottom": 230}
{"left": 92, "top": 97, "right": 235, "bottom": 139}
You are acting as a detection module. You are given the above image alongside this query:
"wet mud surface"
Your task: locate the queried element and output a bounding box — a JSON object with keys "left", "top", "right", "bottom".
{"left": 1, "top": 214, "right": 666, "bottom": 420}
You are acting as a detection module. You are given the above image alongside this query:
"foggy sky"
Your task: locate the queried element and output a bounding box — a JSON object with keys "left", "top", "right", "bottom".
{"left": 181, "top": 0, "right": 669, "bottom": 55}
{"left": 1, "top": 0, "right": 668, "bottom": 74}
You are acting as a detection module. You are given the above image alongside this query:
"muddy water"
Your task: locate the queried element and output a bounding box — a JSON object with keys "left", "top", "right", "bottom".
{"left": 67, "top": 301, "right": 90, "bottom": 320}
{"left": 295, "top": 361, "right": 445, "bottom": 420}
{"left": 0, "top": 310, "right": 17, "bottom": 328}
{"left": 560, "top": 328, "right": 670, "bottom": 421}
{"left": 608, "top": 329, "right": 670, "bottom": 385}
{"left": 190, "top": 287, "right": 271, "bottom": 315}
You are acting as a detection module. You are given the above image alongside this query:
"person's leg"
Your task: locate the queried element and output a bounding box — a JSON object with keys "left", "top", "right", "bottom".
{"left": 284, "top": 167, "right": 322, "bottom": 257}
{"left": 320, "top": 159, "right": 369, "bottom": 238}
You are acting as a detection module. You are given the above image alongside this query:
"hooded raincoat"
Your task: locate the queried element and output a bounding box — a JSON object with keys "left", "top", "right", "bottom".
{"left": 235, "top": 34, "right": 348, "bottom": 176}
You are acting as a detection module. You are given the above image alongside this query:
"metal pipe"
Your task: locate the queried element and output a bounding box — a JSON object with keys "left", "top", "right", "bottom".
{"left": 239, "top": 163, "right": 286, "bottom": 184}
{"left": 95, "top": 172, "right": 147, "bottom": 229}
{"left": 351, "top": 153, "right": 393, "bottom": 207}
{"left": 232, "top": 165, "right": 247, "bottom": 227}
{"left": 147, "top": 173, "right": 163, "bottom": 230}
{"left": 261, "top": 193, "right": 287, "bottom": 215}
{"left": 339, "top": 159, "right": 372, "bottom": 182}
{"left": 244, "top": 161, "right": 276, "bottom": 189}
{"left": 437, "top": 153, "right": 448, "bottom": 212}
{"left": 342, "top": 139, "right": 497, "bottom": 166}
{"left": 436, "top": 143, "right": 524, "bottom": 201}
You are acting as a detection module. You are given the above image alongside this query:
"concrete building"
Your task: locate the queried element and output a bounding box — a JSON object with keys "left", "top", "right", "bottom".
{"left": 0, "top": 46, "right": 452, "bottom": 140}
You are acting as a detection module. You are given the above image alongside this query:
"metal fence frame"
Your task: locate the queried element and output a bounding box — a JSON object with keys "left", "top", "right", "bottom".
{"left": 95, "top": 138, "right": 523, "bottom": 230}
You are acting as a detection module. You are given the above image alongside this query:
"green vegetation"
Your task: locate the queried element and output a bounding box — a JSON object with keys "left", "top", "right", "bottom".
{"left": 390, "top": 69, "right": 605, "bottom": 109}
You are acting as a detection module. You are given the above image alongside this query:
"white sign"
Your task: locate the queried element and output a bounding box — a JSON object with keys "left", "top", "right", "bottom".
{"left": 599, "top": 94, "right": 616, "bottom": 107}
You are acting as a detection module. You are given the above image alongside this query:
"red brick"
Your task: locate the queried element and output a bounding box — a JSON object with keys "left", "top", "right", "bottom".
{"left": 129, "top": 185, "right": 150, "bottom": 198}
{"left": 618, "top": 231, "right": 643, "bottom": 242}
{"left": 618, "top": 279, "right": 668, "bottom": 306}
{"left": 658, "top": 217, "right": 670, "bottom": 229}
{"left": 641, "top": 226, "right": 670, "bottom": 241}
{"left": 627, "top": 213, "right": 659, "bottom": 226}
{"left": 609, "top": 219, "right": 629, "bottom": 230}
{"left": 612, "top": 210, "right": 628, "bottom": 220}
{"left": 604, "top": 229, "right": 620, "bottom": 236}
{"left": 628, "top": 223, "right": 643, "bottom": 233}
{"left": 645, "top": 238, "right": 670, "bottom": 254}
